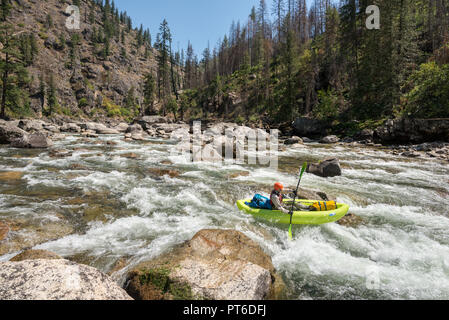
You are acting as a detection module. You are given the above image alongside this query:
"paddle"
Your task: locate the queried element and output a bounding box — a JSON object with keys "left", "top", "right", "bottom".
{"left": 288, "top": 162, "right": 308, "bottom": 241}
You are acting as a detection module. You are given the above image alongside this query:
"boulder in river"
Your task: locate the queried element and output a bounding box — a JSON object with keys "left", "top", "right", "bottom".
{"left": 9, "top": 250, "right": 62, "bottom": 262}
{"left": 0, "top": 171, "right": 23, "bottom": 181}
{"left": 307, "top": 158, "right": 342, "bottom": 178}
{"left": 0, "top": 222, "right": 9, "bottom": 241}
{"left": 337, "top": 213, "right": 363, "bottom": 228}
{"left": 0, "top": 123, "right": 27, "bottom": 144}
{"left": 11, "top": 133, "right": 53, "bottom": 149}
{"left": 293, "top": 117, "right": 327, "bottom": 136}
{"left": 60, "top": 123, "right": 81, "bottom": 133}
{"left": 320, "top": 135, "right": 340, "bottom": 144}
{"left": 125, "top": 229, "right": 285, "bottom": 300}
{"left": 0, "top": 259, "right": 133, "bottom": 300}
{"left": 284, "top": 136, "right": 303, "bottom": 145}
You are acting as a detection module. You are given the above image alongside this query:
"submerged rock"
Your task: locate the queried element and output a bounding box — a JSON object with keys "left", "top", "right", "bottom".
{"left": 10, "top": 250, "right": 62, "bottom": 262}
{"left": 120, "top": 152, "right": 139, "bottom": 159}
{"left": 0, "top": 259, "right": 133, "bottom": 300}
{"left": 147, "top": 168, "right": 180, "bottom": 178}
{"left": 0, "top": 171, "right": 23, "bottom": 181}
{"left": 125, "top": 229, "right": 284, "bottom": 300}
{"left": 307, "top": 158, "right": 342, "bottom": 178}
{"left": 0, "top": 219, "right": 74, "bottom": 256}
{"left": 0, "top": 222, "right": 9, "bottom": 241}
{"left": 337, "top": 213, "right": 363, "bottom": 227}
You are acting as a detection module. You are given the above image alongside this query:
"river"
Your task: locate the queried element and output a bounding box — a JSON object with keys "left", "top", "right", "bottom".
{"left": 1, "top": 134, "right": 448, "bottom": 300}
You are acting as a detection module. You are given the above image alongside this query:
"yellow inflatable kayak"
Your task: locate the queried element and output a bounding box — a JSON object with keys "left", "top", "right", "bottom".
{"left": 236, "top": 199, "right": 349, "bottom": 225}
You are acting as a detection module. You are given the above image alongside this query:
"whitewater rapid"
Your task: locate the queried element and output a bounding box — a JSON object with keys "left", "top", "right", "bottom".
{"left": 1, "top": 134, "right": 448, "bottom": 299}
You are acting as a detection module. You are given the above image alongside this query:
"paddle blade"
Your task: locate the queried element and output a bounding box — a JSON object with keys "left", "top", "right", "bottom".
{"left": 288, "top": 225, "right": 293, "bottom": 241}
{"left": 299, "top": 162, "right": 307, "bottom": 178}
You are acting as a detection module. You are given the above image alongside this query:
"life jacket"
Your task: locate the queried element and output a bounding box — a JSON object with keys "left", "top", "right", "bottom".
{"left": 311, "top": 201, "right": 337, "bottom": 211}
{"left": 270, "top": 190, "right": 283, "bottom": 207}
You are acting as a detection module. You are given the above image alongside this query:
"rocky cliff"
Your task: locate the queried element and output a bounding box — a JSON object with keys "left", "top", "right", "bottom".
{"left": 5, "top": 0, "right": 166, "bottom": 120}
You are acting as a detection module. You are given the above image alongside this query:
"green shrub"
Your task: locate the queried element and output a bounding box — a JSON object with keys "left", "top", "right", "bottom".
{"left": 313, "top": 89, "right": 340, "bottom": 120}
{"left": 78, "top": 98, "right": 88, "bottom": 108}
{"left": 398, "top": 62, "right": 449, "bottom": 118}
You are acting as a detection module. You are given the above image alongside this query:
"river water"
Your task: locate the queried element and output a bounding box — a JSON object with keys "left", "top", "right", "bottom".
{"left": 1, "top": 134, "right": 448, "bottom": 300}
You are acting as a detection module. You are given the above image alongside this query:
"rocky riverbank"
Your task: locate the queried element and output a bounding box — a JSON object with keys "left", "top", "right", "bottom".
{"left": 0, "top": 229, "right": 288, "bottom": 300}
{"left": 2, "top": 117, "right": 448, "bottom": 163}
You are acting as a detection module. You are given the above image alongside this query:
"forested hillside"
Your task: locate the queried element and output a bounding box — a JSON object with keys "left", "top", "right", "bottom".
{"left": 0, "top": 0, "right": 182, "bottom": 121}
{"left": 0, "top": 0, "right": 448, "bottom": 129}
{"left": 179, "top": 0, "right": 449, "bottom": 128}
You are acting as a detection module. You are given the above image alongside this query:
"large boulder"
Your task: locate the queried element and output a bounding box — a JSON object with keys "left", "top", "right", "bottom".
{"left": 307, "top": 158, "right": 342, "bottom": 178}
{"left": 18, "top": 120, "right": 45, "bottom": 132}
{"left": 0, "top": 259, "right": 133, "bottom": 300}
{"left": 136, "top": 116, "right": 170, "bottom": 130}
{"left": 293, "top": 117, "right": 327, "bottom": 136}
{"left": 60, "top": 123, "right": 81, "bottom": 133}
{"left": 0, "top": 222, "right": 9, "bottom": 241}
{"left": 284, "top": 136, "right": 303, "bottom": 145}
{"left": 11, "top": 133, "right": 53, "bottom": 148}
{"left": 0, "top": 123, "right": 27, "bottom": 144}
{"left": 374, "top": 118, "right": 449, "bottom": 144}
{"left": 125, "top": 229, "right": 284, "bottom": 300}
{"left": 126, "top": 123, "right": 143, "bottom": 134}
{"left": 320, "top": 135, "right": 340, "bottom": 144}
{"left": 113, "top": 123, "right": 129, "bottom": 133}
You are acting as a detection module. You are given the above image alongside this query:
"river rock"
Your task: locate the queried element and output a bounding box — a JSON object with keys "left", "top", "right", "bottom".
{"left": 126, "top": 123, "right": 143, "bottom": 134}
{"left": 136, "top": 116, "right": 169, "bottom": 130}
{"left": 18, "top": 120, "right": 45, "bottom": 132}
{"left": 97, "top": 128, "right": 120, "bottom": 135}
{"left": 114, "top": 123, "right": 129, "bottom": 133}
{"left": 320, "top": 135, "right": 340, "bottom": 144}
{"left": 293, "top": 117, "right": 327, "bottom": 136}
{"left": 120, "top": 152, "right": 139, "bottom": 159}
{"left": 0, "top": 222, "right": 9, "bottom": 241}
{"left": 374, "top": 118, "right": 449, "bottom": 144}
{"left": 307, "top": 158, "right": 342, "bottom": 178}
{"left": 147, "top": 168, "right": 180, "bottom": 178}
{"left": 0, "top": 123, "right": 27, "bottom": 144}
{"left": 10, "top": 250, "right": 62, "bottom": 262}
{"left": 337, "top": 213, "right": 363, "bottom": 227}
{"left": 0, "top": 259, "right": 133, "bottom": 300}
{"left": 125, "top": 229, "right": 284, "bottom": 300}
{"left": 284, "top": 136, "right": 303, "bottom": 145}
{"left": 11, "top": 133, "right": 53, "bottom": 148}
{"left": 353, "top": 129, "right": 374, "bottom": 142}
{"left": 60, "top": 123, "right": 81, "bottom": 133}
{"left": 0, "top": 171, "right": 23, "bottom": 181}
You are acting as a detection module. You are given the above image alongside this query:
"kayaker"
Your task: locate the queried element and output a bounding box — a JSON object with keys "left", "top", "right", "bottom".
{"left": 270, "top": 182, "right": 315, "bottom": 213}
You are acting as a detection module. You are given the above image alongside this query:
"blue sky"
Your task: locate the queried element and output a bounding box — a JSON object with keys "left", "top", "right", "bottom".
{"left": 114, "top": 0, "right": 261, "bottom": 55}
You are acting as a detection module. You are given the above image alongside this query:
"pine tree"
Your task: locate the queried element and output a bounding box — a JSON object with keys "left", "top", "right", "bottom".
{"left": 0, "top": 25, "right": 30, "bottom": 119}
{"left": 143, "top": 72, "right": 156, "bottom": 115}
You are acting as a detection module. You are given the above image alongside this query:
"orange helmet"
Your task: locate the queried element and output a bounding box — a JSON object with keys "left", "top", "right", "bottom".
{"left": 274, "top": 182, "right": 284, "bottom": 191}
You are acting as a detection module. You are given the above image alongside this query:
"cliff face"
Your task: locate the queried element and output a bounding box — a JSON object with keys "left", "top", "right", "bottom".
{"left": 8, "top": 0, "right": 160, "bottom": 120}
